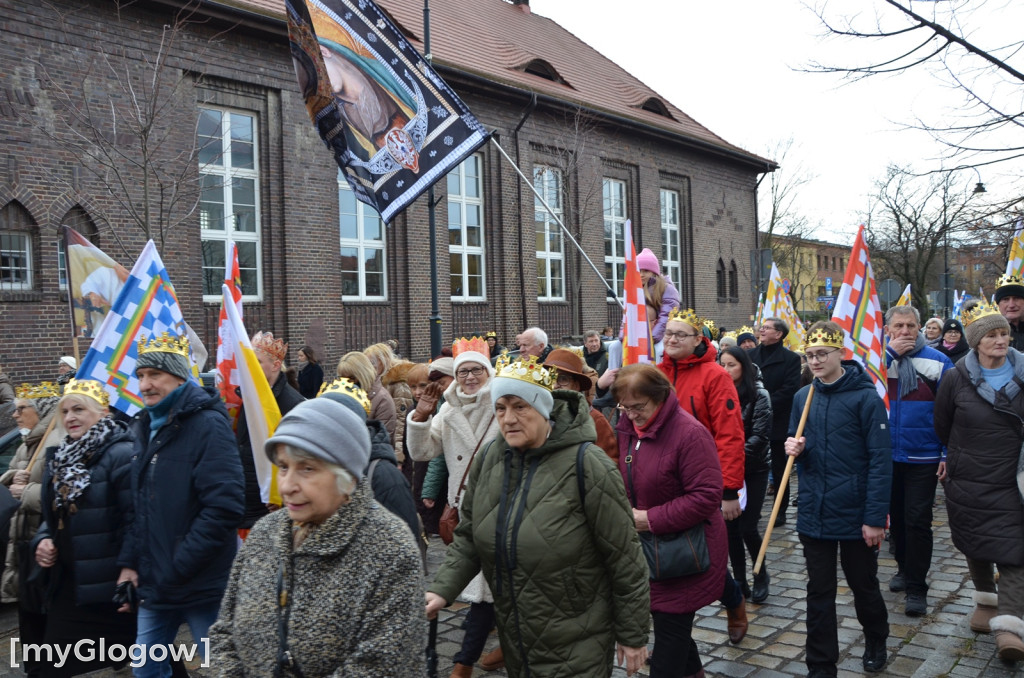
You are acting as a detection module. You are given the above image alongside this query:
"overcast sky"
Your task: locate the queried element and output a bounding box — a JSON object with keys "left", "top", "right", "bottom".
{"left": 529, "top": 0, "right": 1023, "bottom": 246}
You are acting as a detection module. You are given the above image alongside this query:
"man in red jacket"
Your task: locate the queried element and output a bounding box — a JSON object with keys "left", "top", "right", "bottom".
{"left": 658, "top": 307, "right": 748, "bottom": 642}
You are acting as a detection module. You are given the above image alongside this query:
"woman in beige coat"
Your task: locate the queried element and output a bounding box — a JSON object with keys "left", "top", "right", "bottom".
{"left": 407, "top": 339, "right": 502, "bottom": 677}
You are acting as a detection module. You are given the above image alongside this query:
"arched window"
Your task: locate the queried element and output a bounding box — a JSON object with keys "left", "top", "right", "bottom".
{"left": 0, "top": 200, "right": 36, "bottom": 291}
{"left": 716, "top": 258, "right": 726, "bottom": 300}
{"left": 728, "top": 260, "right": 739, "bottom": 300}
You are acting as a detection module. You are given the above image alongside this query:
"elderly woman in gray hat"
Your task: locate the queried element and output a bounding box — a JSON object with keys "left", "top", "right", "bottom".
{"left": 210, "top": 398, "right": 424, "bottom": 677}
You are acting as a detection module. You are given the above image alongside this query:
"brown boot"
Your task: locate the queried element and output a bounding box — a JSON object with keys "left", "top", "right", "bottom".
{"left": 991, "top": 616, "right": 1024, "bottom": 662}
{"left": 727, "top": 598, "right": 748, "bottom": 644}
{"left": 478, "top": 646, "right": 504, "bottom": 671}
{"left": 449, "top": 663, "right": 474, "bottom": 678}
{"left": 971, "top": 591, "right": 999, "bottom": 633}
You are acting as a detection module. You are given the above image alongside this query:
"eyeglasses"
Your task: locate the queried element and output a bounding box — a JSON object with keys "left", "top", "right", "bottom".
{"left": 555, "top": 374, "right": 578, "bottom": 388}
{"left": 455, "top": 366, "right": 486, "bottom": 379}
{"left": 663, "top": 331, "right": 698, "bottom": 341}
{"left": 616, "top": 400, "right": 650, "bottom": 414}
{"left": 13, "top": 406, "right": 31, "bottom": 414}
{"left": 805, "top": 349, "right": 841, "bottom": 364}
{"left": 759, "top": 324, "right": 780, "bottom": 333}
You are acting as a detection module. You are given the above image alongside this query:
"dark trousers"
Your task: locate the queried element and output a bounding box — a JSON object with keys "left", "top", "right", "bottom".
{"left": 890, "top": 461, "right": 939, "bottom": 594}
{"left": 18, "top": 607, "right": 47, "bottom": 678}
{"left": 452, "top": 601, "right": 495, "bottom": 665}
{"left": 728, "top": 468, "right": 770, "bottom": 584}
{"left": 800, "top": 535, "right": 888, "bottom": 672}
{"left": 650, "top": 611, "right": 701, "bottom": 677}
{"left": 769, "top": 439, "right": 791, "bottom": 523}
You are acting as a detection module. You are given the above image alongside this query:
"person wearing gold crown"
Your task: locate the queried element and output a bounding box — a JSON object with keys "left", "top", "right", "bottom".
{"left": 426, "top": 354, "right": 650, "bottom": 678}
{"left": 408, "top": 337, "right": 502, "bottom": 676}
{"left": 785, "top": 321, "right": 892, "bottom": 677}
{"left": 31, "top": 378, "right": 136, "bottom": 676}
{"left": 995, "top": 273, "right": 1024, "bottom": 351}
{"left": 935, "top": 300, "right": 1024, "bottom": 661}
{"left": 236, "top": 331, "right": 304, "bottom": 536}
{"left": 1, "top": 381, "right": 62, "bottom": 675}
{"left": 119, "top": 332, "right": 244, "bottom": 678}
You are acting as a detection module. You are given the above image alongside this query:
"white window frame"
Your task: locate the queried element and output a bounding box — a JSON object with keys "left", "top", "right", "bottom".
{"left": 660, "top": 189, "right": 682, "bottom": 286}
{"left": 338, "top": 175, "right": 387, "bottom": 301}
{"left": 603, "top": 178, "right": 627, "bottom": 300}
{"left": 0, "top": 232, "right": 32, "bottom": 291}
{"left": 198, "top": 107, "right": 262, "bottom": 302}
{"left": 534, "top": 165, "right": 565, "bottom": 301}
{"left": 447, "top": 153, "right": 486, "bottom": 301}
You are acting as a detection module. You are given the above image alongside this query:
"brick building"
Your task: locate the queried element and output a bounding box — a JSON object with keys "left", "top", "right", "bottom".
{"left": 0, "top": 0, "right": 773, "bottom": 381}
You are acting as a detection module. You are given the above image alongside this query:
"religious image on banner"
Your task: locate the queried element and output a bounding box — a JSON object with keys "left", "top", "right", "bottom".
{"left": 63, "top": 227, "right": 129, "bottom": 339}
{"left": 286, "top": 0, "right": 487, "bottom": 223}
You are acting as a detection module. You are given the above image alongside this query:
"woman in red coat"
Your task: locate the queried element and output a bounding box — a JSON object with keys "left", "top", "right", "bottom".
{"left": 613, "top": 364, "right": 727, "bottom": 678}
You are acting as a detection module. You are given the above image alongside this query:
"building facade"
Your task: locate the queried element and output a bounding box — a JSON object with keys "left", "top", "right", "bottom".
{"left": 0, "top": 0, "right": 773, "bottom": 381}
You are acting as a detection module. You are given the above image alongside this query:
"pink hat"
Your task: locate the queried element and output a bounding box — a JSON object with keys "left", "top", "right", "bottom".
{"left": 636, "top": 248, "right": 660, "bottom": 276}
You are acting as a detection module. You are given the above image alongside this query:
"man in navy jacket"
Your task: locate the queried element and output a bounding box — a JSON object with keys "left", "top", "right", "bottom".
{"left": 883, "top": 305, "right": 953, "bottom": 617}
{"left": 118, "top": 333, "right": 244, "bottom": 678}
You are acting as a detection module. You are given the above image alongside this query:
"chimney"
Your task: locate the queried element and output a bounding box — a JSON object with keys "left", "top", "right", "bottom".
{"left": 512, "top": 0, "right": 530, "bottom": 12}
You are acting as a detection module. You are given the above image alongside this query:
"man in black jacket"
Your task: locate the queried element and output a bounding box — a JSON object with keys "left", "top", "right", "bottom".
{"left": 748, "top": 317, "right": 802, "bottom": 527}
{"left": 995, "top": 274, "right": 1024, "bottom": 351}
{"left": 119, "top": 332, "right": 244, "bottom": 678}
{"left": 236, "top": 331, "right": 304, "bottom": 532}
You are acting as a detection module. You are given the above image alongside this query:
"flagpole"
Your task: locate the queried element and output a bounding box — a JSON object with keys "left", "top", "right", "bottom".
{"left": 489, "top": 136, "right": 623, "bottom": 309}
{"left": 61, "top": 226, "right": 82, "bottom": 363}
{"left": 424, "top": 0, "right": 443, "bottom": 358}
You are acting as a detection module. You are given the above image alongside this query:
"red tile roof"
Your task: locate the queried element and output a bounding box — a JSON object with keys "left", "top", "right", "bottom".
{"left": 210, "top": 0, "right": 772, "bottom": 168}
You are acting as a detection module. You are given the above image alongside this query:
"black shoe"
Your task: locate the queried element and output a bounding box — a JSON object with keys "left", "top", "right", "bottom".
{"left": 889, "top": 571, "right": 906, "bottom": 592}
{"left": 752, "top": 569, "right": 770, "bottom": 603}
{"left": 807, "top": 664, "right": 837, "bottom": 678}
{"left": 863, "top": 636, "right": 887, "bottom": 673}
{"left": 905, "top": 591, "right": 927, "bottom": 617}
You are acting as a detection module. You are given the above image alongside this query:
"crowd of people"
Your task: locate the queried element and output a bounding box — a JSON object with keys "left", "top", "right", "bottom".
{"left": 0, "top": 271, "right": 1024, "bottom": 677}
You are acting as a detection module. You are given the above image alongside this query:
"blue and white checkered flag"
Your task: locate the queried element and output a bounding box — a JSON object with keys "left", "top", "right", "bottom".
{"left": 77, "top": 240, "right": 198, "bottom": 415}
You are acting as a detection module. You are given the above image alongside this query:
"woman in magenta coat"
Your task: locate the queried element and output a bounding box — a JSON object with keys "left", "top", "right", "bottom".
{"left": 612, "top": 364, "right": 727, "bottom": 678}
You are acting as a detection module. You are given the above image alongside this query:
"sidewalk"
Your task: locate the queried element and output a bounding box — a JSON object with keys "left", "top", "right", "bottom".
{"left": 0, "top": 491, "right": 1021, "bottom": 676}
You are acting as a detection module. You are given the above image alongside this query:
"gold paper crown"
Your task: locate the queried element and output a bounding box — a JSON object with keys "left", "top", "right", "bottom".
{"left": 15, "top": 382, "right": 61, "bottom": 399}
{"left": 703, "top": 318, "right": 717, "bottom": 333}
{"left": 452, "top": 336, "right": 490, "bottom": 359}
{"left": 252, "top": 331, "right": 288, "bottom": 362}
{"left": 138, "top": 332, "right": 190, "bottom": 358}
{"left": 804, "top": 328, "right": 845, "bottom": 350}
{"left": 996, "top": 273, "right": 1024, "bottom": 290}
{"left": 668, "top": 307, "right": 702, "bottom": 329}
{"left": 562, "top": 345, "right": 585, "bottom": 359}
{"left": 738, "top": 325, "right": 754, "bottom": 335}
{"left": 962, "top": 301, "right": 1003, "bottom": 327}
{"left": 63, "top": 378, "right": 110, "bottom": 407}
{"left": 494, "top": 354, "right": 558, "bottom": 390}
{"left": 723, "top": 331, "right": 738, "bottom": 339}
{"left": 317, "top": 377, "right": 372, "bottom": 415}
{"left": 485, "top": 331, "right": 497, "bottom": 339}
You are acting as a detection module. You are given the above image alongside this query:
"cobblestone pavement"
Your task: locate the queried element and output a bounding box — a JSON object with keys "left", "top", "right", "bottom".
{"left": 0, "top": 489, "right": 1021, "bottom": 676}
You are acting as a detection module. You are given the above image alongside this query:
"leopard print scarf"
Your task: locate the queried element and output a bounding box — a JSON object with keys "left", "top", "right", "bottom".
{"left": 50, "top": 416, "right": 123, "bottom": 514}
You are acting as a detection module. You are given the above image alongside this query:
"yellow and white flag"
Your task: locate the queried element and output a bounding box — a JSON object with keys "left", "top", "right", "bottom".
{"left": 1006, "top": 219, "right": 1024, "bottom": 277}
{"left": 895, "top": 284, "right": 912, "bottom": 308}
{"left": 221, "top": 284, "right": 281, "bottom": 505}
{"left": 762, "top": 263, "right": 806, "bottom": 351}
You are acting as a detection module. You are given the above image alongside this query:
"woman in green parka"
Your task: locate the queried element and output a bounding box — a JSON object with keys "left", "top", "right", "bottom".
{"left": 426, "top": 355, "right": 651, "bottom": 678}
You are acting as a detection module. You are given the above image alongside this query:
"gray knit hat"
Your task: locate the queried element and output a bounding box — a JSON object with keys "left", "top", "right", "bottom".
{"left": 265, "top": 398, "right": 370, "bottom": 481}
{"left": 135, "top": 351, "right": 191, "bottom": 382}
{"left": 963, "top": 302, "right": 1011, "bottom": 350}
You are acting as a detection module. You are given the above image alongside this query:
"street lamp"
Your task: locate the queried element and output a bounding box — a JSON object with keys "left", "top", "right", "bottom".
{"left": 943, "top": 169, "right": 986, "bottom": 317}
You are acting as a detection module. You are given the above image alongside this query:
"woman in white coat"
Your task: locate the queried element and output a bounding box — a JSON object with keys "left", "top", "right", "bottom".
{"left": 407, "top": 337, "right": 502, "bottom": 677}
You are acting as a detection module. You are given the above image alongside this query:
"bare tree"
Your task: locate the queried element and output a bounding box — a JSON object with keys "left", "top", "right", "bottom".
{"left": 807, "top": 0, "right": 1024, "bottom": 173}
{"left": 865, "top": 165, "right": 985, "bottom": 313}
{"left": 26, "top": 1, "right": 230, "bottom": 249}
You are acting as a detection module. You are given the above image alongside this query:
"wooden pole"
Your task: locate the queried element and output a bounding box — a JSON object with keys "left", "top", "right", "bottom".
{"left": 25, "top": 411, "right": 60, "bottom": 475}
{"left": 753, "top": 385, "right": 815, "bottom": 575}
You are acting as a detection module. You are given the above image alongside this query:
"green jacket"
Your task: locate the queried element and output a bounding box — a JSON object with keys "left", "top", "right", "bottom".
{"left": 429, "top": 391, "right": 650, "bottom": 678}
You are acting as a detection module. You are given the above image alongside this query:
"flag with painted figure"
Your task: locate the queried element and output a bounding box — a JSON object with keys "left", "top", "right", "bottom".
{"left": 62, "top": 226, "right": 130, "bottom": 340}
{"left": 222, "top": 284, "right": 282, "bottom": 506}
{"left": 621, "top": 220, "right": 653, "bottom": 365}
{"left": 286, "top": 0, "right": 487, "bottom": 223}
{"left": 76, "top": 241, "right": 200, "bottom": 416}
{"left": 215, "top": 242, "right": 245, "bottom": 426}
{"left": 895, "top": 284, "right": 912, "bottom": 308}
{"left": 1006, "top": 218, "right": 1024, "bottom": 277}
{"left": 831, "top": 225, "right": 889, "bottom": 411}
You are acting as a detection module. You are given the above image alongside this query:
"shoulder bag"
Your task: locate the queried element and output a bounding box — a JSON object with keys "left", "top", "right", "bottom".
{"left": 625, "top": 440, "right": 711, "bottom": 580}
{"left": 438, "top": 417, "right": 494, "bottom": 545}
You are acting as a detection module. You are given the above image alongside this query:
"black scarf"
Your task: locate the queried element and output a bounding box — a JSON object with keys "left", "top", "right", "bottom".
{"left": 50, "top": 417, "right": 123, "bottom": 514}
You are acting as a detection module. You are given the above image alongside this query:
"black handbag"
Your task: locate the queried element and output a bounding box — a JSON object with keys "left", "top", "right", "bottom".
{"left": 626, "top": 444, "right": 711, "bottom": 580}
